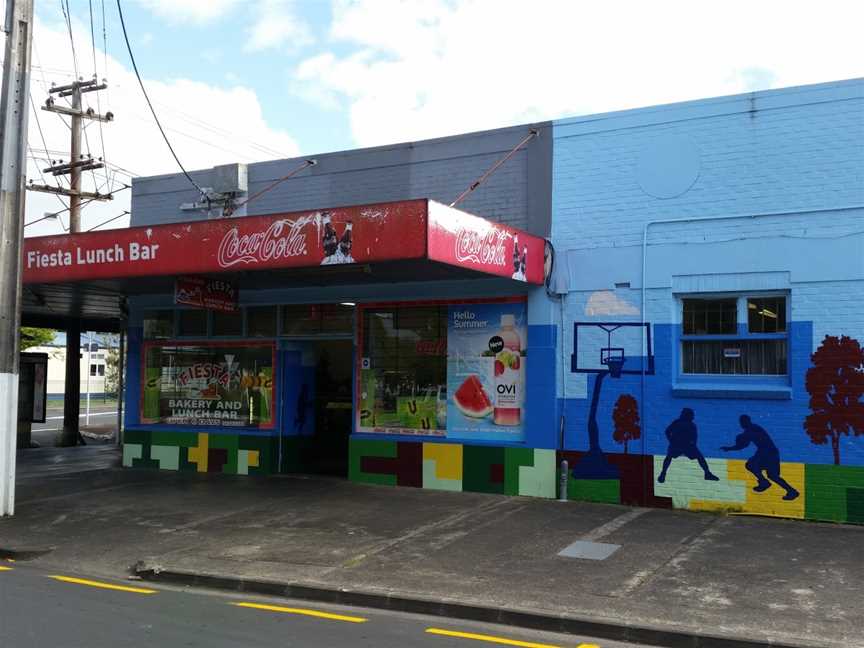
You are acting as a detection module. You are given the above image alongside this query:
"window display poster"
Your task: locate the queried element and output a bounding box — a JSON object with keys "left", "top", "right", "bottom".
{"left": 447, "top": 302, "right": 526, "bottom": 442}
{"left": 142, "top": 343, "right": 275, "bottom": 429}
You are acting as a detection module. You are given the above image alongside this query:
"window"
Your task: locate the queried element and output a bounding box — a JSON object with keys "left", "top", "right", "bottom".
{"left": 359, "top": 305, "right": 447, "bottom": 433}
{"left": 90, "top": 364, "right": 97, "bottom": 376}
{"left": 98, "top": 365, "right": 105, "bottom": 377}
{"left": 177, "top": 309, "right": 207, "bottom": 337}
{"left": 280, "top": 304, "right": 353, "bottom": 336}
{"left": 143, "top": 310, "right": 174, "bottom": 339}
{"left": 212, "top": 309, "right": 243, "bottom": 336}
{"left": 680, "top": 295, "right": 787, "bottom": 376}
{"left": 247, "top": 306, "right": 277, "bottom": 337}
{"left": 141, "top": 342, "right": 275, "bottom": 429}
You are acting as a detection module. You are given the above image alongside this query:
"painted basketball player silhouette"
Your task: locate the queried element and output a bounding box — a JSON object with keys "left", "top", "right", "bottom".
{"left": 721, "top": 415, "right": 799, "bottom": 501}
{"left": 657, "top": 408, "right": 719, "bottom": 483}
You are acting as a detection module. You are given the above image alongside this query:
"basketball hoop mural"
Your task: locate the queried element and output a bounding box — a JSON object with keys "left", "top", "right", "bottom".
{"left": 570, "top": 322, "right": 655, "bottom": 479}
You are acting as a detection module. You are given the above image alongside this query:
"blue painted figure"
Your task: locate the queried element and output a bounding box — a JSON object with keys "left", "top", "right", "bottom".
{"left": 657, "top": 408, "right": 719, "bottom": 483}
{"left": 721, "top": 415, "right": 799, "bottom": 501}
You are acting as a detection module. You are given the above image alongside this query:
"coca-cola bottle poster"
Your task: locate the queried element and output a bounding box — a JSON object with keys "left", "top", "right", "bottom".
{"left": 320, "top": 212, "right": 355, "bottom": 266}
{"left": 446, "top": 302, "right": 527, "bottom": 442}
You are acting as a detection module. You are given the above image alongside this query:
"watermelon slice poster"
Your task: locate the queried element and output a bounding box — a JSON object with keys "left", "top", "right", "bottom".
{"left": 447, "top": 302, "right": 527, "bottom": 442}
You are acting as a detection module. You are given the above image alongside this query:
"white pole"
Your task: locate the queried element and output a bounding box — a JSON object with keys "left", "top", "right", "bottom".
{"left": 0, "top": 0, "right": 34, "bottom": 516}
{"left": 85, "top": 333, "right": 91, "bottom": 426}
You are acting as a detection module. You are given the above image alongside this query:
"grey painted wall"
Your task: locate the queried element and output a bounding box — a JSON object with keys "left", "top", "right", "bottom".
{"left": 131, "top": 122, "right": 553, "bottom": 237}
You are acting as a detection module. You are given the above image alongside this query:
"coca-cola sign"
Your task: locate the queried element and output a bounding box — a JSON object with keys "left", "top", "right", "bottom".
{"left": 428, "top": 202, "right": 544, "bottom": 284}
{"left": 22, "top": 199, "right": 544, "bottom": 286}
{"left": 217, "top": 216, "right": 313, "bottom": 268}
{"left": 454, "top": 226, "right": 510, "bottom": 267}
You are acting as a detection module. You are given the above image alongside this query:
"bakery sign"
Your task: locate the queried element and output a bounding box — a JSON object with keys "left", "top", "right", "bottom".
{"left": 175, "top": 276, "right": 238, "bottom": 312}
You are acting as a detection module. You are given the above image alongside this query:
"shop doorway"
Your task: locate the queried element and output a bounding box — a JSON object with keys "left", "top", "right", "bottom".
{"left": 303, "top": 339, "right": 353, "bottom": 476}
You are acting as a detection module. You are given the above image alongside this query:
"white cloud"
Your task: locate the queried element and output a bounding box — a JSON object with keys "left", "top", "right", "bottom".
{"left": 245, "top": 0, "right": 314, "bottom": 52}
{"left": 584, "top": 291, "right": 640, "bottom": 317}
{"left": 134, "top": 0, "right": 241, "bottom": 24}
{"left": 295, "top": 0, "right": 864, "bottom": 147}
{"left": 23, "top": 16, "right": 300, "bottom": 237}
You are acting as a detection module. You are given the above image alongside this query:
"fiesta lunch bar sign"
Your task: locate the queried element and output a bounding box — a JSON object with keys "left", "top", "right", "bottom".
{"left": 22, "top": 199, "right": 545, "bottom": 285}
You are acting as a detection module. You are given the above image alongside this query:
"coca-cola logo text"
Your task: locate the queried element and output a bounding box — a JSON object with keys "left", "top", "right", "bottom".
{"left": 217, "top": 217, "right": 312, "bottom": 268}
{"left": 454, "top": 226, "right": 509, "bottom": 267}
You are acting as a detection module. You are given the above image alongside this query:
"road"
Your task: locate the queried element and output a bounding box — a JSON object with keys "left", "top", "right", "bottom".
{"left": 0, "top": 563, "right": 639, "bottom": 648}
{"left": 29, "top": 404, "right": 118, "bottom": 447}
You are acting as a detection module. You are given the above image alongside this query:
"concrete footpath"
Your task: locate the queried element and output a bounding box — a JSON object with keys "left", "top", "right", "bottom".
{"left": 2, "top": 447, "right": 862, "bottom": 648}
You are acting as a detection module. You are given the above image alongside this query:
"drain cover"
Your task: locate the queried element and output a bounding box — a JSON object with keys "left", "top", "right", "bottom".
{"left": 557, "top": 540, "right": 620, "bottom": 560}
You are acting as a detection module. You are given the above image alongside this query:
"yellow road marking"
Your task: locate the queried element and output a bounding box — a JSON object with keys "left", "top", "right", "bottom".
{"left": 425, "top": 628, "right": 567, "bottom": 648}
{"left": 47, "top": 575, "right": 157, "bottom": 594}
{"left": 234, "top": 602, "right": 367, "bottom": 623}
{"left": 0, "top": 566, "right": 12, "bottom": 571}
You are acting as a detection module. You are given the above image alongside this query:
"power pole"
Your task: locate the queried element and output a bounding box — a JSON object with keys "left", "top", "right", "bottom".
{"left": 28, "top": 80, "right": 113, "bottom": 447}
{"left": 29, "top": 78, "right": 114, "bottom": 231}
{"left": 0, "top": 0, "right": 35, "bottom": 516}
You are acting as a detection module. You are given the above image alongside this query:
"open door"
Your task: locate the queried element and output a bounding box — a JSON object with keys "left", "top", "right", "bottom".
{"left": 306, "top": 340, "right": 353, "bottom": 476}
{"left": 280, "top": 339, "right": 353, "bottom": 476}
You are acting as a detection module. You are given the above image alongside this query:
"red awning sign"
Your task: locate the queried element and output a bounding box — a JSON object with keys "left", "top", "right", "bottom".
{"left": 23, "top": 199, "right": 545, "bottom": 285}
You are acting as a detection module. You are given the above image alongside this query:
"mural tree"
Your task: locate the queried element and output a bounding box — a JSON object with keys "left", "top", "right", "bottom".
{"left": 804, "top": 335, "right": 864, "bottom": 465}
{"left": 612, "top": 394, "right": 641, "bottom": 454}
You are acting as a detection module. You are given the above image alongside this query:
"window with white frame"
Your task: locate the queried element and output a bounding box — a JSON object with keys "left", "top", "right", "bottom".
{"left": 680, "top": 294, "right": 788, "bottom": 376}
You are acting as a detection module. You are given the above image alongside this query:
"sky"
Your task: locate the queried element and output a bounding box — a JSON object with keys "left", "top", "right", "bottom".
{"left": 14, "top": 0, "right": 864, "bottom": 236}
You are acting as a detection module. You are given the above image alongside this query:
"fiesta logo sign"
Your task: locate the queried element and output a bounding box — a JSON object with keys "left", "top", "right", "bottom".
{"left": 217, "top": 217, "right": 312, "bottom": 268}
{"left": 176, "top": 363, "right": 233, "bottom": 388}
{"left": 454, "top": 226, "right": 509, "bottom": 267}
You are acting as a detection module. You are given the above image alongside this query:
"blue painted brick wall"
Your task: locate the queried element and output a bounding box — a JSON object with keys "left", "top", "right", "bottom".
{"left": 551, "top": 78, "right": 864, "bottom": 489}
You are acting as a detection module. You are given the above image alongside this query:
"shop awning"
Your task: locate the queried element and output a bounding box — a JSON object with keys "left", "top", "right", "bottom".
{"left": 22, "top": 199, "right": 546, "bottom": 329}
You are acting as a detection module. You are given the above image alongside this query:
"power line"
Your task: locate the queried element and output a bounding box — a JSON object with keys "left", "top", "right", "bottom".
{"left": 28, "top": 92, "right": 69, "bottom": 208}
{"left": 116, "top": 0, "right": 204, "bottom": 197}
{"left": 59, "top": 0, "right": 79, "bottom": 80}
{"left": 88, "top": 0, "right": 109, "bottom": 188}
{"left": 86, "top": 210, "right": 130, "bottom": 231}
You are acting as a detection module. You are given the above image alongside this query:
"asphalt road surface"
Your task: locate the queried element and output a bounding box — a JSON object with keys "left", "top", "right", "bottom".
{"left": 0, "top": 564, "right": 640, "bottom": 648}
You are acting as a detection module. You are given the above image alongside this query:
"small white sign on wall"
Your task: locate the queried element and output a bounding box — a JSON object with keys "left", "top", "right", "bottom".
{"left": 723, "top": 348, "right": 742, "bottom": 359}
{"left": 361, "top": 357, "right": 371, "bottom": 369}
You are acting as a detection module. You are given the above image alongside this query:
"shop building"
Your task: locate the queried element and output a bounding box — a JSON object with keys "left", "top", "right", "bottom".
{"left": 21, "top": 79, "right": 864, "bottom": 523}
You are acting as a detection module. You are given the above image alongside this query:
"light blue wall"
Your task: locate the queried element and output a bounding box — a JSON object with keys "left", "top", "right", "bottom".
{"left": 551, "top": 78, "right": 864, "bottom": 468}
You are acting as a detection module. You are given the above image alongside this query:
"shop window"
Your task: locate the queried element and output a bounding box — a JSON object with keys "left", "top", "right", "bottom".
{"left": 320, "top": 304, "right": 354, "bottom": 334}
{"left": 212, "top": 309, "right": 243, "bottom": 337}
{"left": 141, "top": 342, "right": 275, "bottom": 429}
{"left": 680, "top": 295, "right": 788, "bottom": 376}
{"left": 247, "top": 306, "right": 277, "bottom": 337}
{"left": 177, "top": 309, "right": 207, "bottom": 337}
{"left": 143, "top": 310, "right": 174, "bottom": 339}
{"left": 280, "top": 304, "right": 353, "bottom": 336}
{"left": 359, "top": 305, "right": 448, "bottom": 434}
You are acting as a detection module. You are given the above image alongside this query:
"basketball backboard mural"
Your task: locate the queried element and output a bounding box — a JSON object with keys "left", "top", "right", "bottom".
{"left": 571, "top": 322, "right": 655, "bottom": 376}
{"left": 569, "top": 321, "right": 655, "bottom": 480}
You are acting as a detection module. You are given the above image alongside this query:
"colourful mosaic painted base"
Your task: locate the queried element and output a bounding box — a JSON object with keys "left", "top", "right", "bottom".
{"left": 122, "top": 429, "right": 286, "bottom": 475}
{"left": 123, "top": 433, "right": 863, "bottom": 524}
{"left": 350, "top": 439, "right": 556, "bottom": 498}
{"left": 351, "top": 441, "right": 864, "bottom": 524}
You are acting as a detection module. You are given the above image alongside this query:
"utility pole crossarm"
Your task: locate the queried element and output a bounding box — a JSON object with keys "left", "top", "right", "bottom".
{"left": 41, "top": 103, "right": 113, "bottom": 122}
{"left": 27, "top": 183, "right": 113, "bottom": 201}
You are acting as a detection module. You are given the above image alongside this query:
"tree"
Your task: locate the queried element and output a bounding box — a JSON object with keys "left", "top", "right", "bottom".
{"left": 804, "top": 335, "right": 864, "bottom": 465}
{"left": 20, "top": 327, "right": 55, "bottom": 350}
{"left": 103, "top": 334, "right": 121, "bottom": 398}
{"left": 612, "top": 393, "right": 641, "bottom": 454}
